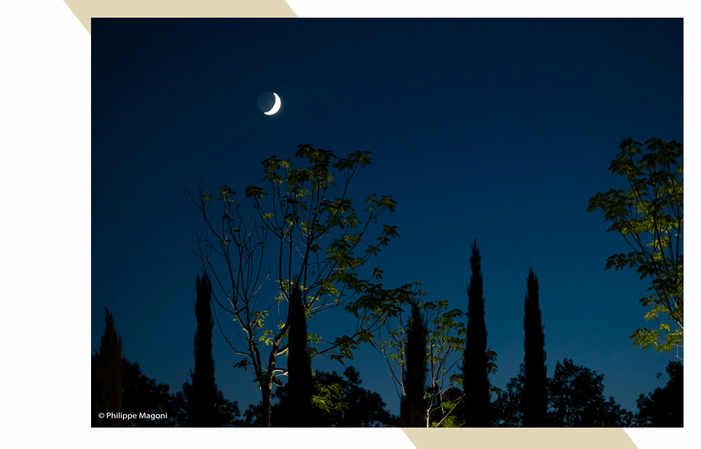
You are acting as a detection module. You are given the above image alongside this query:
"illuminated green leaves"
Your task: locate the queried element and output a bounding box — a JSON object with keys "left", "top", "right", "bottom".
{"left": 312, "top": 382, "right": 348, "bottom": 413}
{"left": 377, "top": 296, "right": 470, "bottom": 426}
{"left": 258, "top": 329, "right": 275, "bottom": 346}
{"left": 250, "top": 310, "right": 268, "bottom": 330}
{"left": 194, "top": 143, "right": 405, "bottom": 426}
{"left": 588, "top": 137, "right": 683, "bottom": 355}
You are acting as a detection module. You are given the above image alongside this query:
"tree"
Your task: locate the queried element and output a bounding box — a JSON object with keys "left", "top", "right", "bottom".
{"left": 548, "top": 359, "right": 633, "bottom": 427}
{"left": 493, "top": 365, "right": 525, "bottom": 427}
{"left": 92, "top": 307, "right": 123, "bottom": 427}
{"left": 494, "top": 360, "right": 633, "bottom": 427}
{"left": 522, "top": 266, "right": 548, "bottom": 427}
{"left": 376, "top": 294, "right": 469, "bottom": 427}
{"left": 186, "top": 144, "right": 411, "bottom": 427}
{"left": 176, "top": 379, "right": 241, "bottom": 427}
{"left": 462, "top": 239, "right": 493, "bottom": 427}
{"left": 634, "top": 361, "right": 683, "bottom": 427}
{"left": 189, "top": 272, "right": 219, "bottom": 426}
{"left": 122, "top": 358, "right": 188, "bottom": 427}
{"left": 286, "top": 284, "right": 314, "bottom": 426}
{"left": 399, "top": 303, "right": 427, "bottom": 427}
{"left": 587, "top": 137, "right": 683, "bottom": 356}
{"left": 241, "top": 366, "right": 397, "bottom": 427}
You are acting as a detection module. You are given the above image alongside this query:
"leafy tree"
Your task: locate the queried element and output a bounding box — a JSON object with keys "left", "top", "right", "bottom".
{"left": 399, "top": 303, "right": 427, "bottom": 427}
{"left": 587, "top": 138, "right": 683, "bottom": 356}
{"left": 187, "top": 144, "right": 412, "bottom": 426}
{"left": 189, "top": 272, "right": 219, "bottom": 426}
{"left": 176, "top": 379, "right": 241, "bottom": 427}
{"left": 548, "top": 359, "right": 633, "bottom": 427}
{"left": 241, "top": 366, "right": 397, "bottom": 427}
{"left": 634, "top": 361, "right": 683, "bottom": 427}
{"left": 522, "top": 266, "right": 548, "bottom": 427}
{"left": 493, "top": 365, "right": 525, "bottom": 427}
{"left": 494, "top": 360, "right": 633, "bottom": 427}
{"left": 121, "top": 359, "right": 184, "bottom": 426}
{"left": 462, "top": 239, "right": 493, "bottom": 427}
{"left": 92, "top": 307, "right": 123, "bottom": 427}
{"left": 376, "top": 294, "right": 469, "bottom": 427}
{"left": 286, "top": 284, "right": 314, "bottom": 426}
{"left": 121, "top": 357, "right": 240, "bottom": 427}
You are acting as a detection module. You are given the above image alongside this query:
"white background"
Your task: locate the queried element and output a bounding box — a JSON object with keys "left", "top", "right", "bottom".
{"left": 0, "top": 1, "right": 695, "bottom": 448}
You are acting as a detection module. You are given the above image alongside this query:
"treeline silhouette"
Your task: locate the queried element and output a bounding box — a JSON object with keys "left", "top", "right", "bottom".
{"left": 92, "top": 309, "right": 394, "bottom": 426}
{"left": 92, "top": 247, "right": 682, "bottom": 427}
{"left": 93, "top": 141, "right": 682, "bottom": 427}
{"left": 240, "top": 366, "right": 397, "bottom": 427}
{"left": 92, "top": 271, "right": 240, "bottom": 427}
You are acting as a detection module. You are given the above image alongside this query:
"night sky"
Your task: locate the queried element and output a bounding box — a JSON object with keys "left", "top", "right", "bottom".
{"left": 91, "top": 18, "right": 683, "bottom": 419}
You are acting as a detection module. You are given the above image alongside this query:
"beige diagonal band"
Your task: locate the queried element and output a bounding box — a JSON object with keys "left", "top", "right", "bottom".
{"left": 62, "top": 0, "right": 297, "bottom": 34}
{"left": 402, "top": 428, "right": 639, "bottom": 449}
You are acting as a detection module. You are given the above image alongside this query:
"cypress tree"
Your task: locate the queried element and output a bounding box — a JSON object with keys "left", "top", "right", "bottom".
{"left": 286, "top": 284, "right": 314, "bottom": 426}
{"left": 92, "top": 307, "right": 123, "bottom": 426}
{"left": 522, "top": 266, "right": 548, "bottom": 427}
{"left": 190, "top": 272, "right": 219, "bottom": 426}
{"left": 400, "top": 303, "right": 427, "bottom": 427}
{"left": 462, "top": 239, "right": 491, "bottom": 427}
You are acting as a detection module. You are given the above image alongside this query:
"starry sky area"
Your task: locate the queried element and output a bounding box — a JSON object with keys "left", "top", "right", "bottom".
{"left": 91, "top": 18, "right": 683, "bottom": 418}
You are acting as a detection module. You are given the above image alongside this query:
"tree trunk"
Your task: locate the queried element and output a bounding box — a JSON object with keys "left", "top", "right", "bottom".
{"left": 261, "top": 383, "right": 272, "bottom": 427}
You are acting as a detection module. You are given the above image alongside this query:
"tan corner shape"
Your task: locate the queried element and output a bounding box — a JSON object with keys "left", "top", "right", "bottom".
{"left": 63, "top": 0, "right": 297, "bottom": 34}
{"left": 402, "top": 428, "right": 639, "bottom": 449}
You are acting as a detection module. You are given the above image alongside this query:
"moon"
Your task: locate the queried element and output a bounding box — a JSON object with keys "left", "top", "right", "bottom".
{"left": 263, "top": 92, "right": 281, "bottom": 115}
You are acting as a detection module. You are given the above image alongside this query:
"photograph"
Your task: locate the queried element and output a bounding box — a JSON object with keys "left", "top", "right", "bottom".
{"left": 90, "top": 18, "right": 683, "bottom": 429}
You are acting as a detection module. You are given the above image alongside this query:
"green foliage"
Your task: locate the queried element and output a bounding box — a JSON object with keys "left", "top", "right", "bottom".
{"left": 588, "top": 138, "right": 683, "bottom": 355}
{"left": 377, "top": 292, "right": 469, "bottom": 427}
{"left": 486, "top": 349, "right": 501, "bottom": 397}
{"left": 312, "top": 381, "right": 348, "bottom": 414}
{"left": 187, "top": 143, "right": 404, "bottom": 426}
{"left": 241, "top": 366, "right": 397, "bottom": 427}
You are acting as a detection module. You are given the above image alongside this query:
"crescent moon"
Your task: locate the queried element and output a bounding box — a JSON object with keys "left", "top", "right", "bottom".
{"left": 264, "top": 92, "right": 281, "bottom": 115}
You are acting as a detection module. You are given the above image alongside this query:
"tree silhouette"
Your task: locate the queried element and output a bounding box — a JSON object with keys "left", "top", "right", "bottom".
{"left": 176, "top": 379, "right": 241, "bottom": 426}
{"left": 92, "top": 307, "right": 123, "bottom": 427}
{"left": 522, "top": 266, "right": 548, "bottom": 426}
{"left": 588, "top": 138, "right": 683, "bottom": 356}
{"left": 494, "top": 360, "right": 632, "bottom": 427}
{"left": 241, "top": 366, "right": 396, "bottom": 427}
{"left": 120, "top": 357, "right": 240, "bottom": 426}
{"left": 493, "top": 365, "right": 525, "bottom": 427}
{"left": 634, "top": 361, "right": 682, "bottom": 426}
{"left": 121, "top": 358, "right": 186, "bottom": 426}
{"left": 189, "top": 272, "right": 219, "bottom": 426}
{"left": 187, "top": 144, "right": 413, "bottom": 426}
{"left": 548, "top": 359, "right": 632, "bottom": 427}
{"left": 462, "top": 240, "right": 492, "bottom": 426}
{"left": 399, "top": 303, "right": 427, "bottom": 426}
{"left": 286, "top": 284, "right": 314, "bottom": 426}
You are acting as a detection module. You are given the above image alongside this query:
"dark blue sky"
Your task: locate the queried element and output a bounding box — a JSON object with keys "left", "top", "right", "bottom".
{"left": 91, "top": 18, "right": 683, "bottom": 419}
